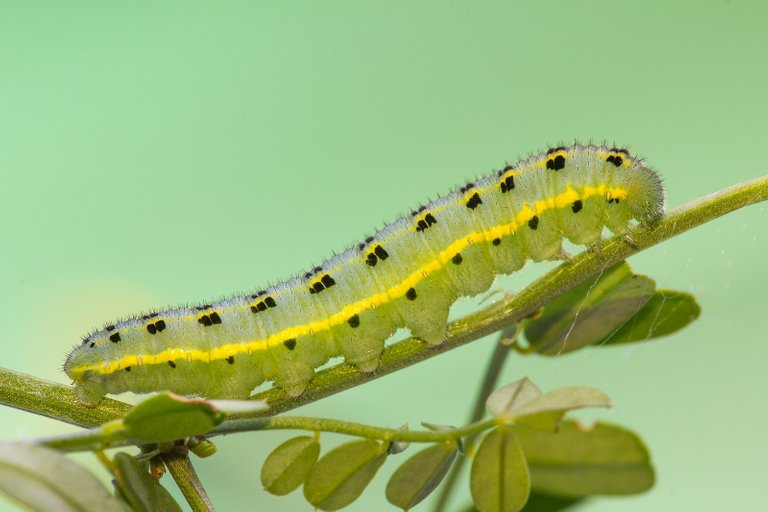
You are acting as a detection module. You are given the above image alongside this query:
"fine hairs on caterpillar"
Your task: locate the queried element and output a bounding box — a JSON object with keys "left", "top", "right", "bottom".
{"left": 64, "top": 143, "right": 664, "bottom": 404}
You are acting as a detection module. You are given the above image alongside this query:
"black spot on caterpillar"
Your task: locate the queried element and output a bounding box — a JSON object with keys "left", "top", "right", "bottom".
{"left": 145, "top": 319, "right": 166, "bottom": 334}
{"left": 197, "top": 311, "right": 222, "bottom": 326}
{"left": 465, "top": 192, "right": 483, "bottom": 209}
{"left": 64, "top": 143, "right": 664, "bottom": 403}
{"left": 308, "top": 273, "right": 336, "bottom": 294}
{"left": 365, "top": 244, "right": 390, "bottom": 267}
{"left": 414, "top": 211, "right": 438, "bottom": 232}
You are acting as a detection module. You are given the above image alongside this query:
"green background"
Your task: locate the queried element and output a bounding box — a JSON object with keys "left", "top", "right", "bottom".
{"left": 1, "top": 1, "right": 766, "bottom": 510}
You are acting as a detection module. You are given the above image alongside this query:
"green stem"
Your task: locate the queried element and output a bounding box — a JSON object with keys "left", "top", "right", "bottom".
{"left": 162, "top": 446, "right": 216, "bottom": 512}
{"left": 39, "top": 415, "right": 500, "bottom": 453}
{"left": 1, "top": 176, "right": 766, "bottom": 430}
{"left": 433, "top": 327, "right": 515, "bottom": 511}
{"left": 213, "top": 415, "right": 499, "bottom": 442}
{"left": 0, "top": 368, "right": 129, "bottom": 425}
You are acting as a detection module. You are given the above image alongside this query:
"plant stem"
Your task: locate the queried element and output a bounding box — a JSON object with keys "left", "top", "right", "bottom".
{"left": 0, "top": 368, "right": 129, "bottom": 426}
{"left": 39, "top": 415, "right": 501, "bottom": 452}
{"left": 212, "top": 415, "right": 499, "bottom": 442}
{"left": 433, "top": 327, "right": 515, "bottom": 511}
{"left": 162, "top": 446, "right": 216, "bottom": 512}
{"left": 1, "top": 176, "right": 766, "bottom": 429}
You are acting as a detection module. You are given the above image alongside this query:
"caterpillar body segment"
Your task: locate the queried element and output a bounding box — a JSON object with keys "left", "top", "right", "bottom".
{"left": 64, "top": 143, "right": 664, "bottom": 403}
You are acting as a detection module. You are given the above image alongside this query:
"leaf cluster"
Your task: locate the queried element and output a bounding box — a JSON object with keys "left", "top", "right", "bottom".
{"left": 0, "top": 261, "right": 695, "bottom": 511}
{"left": 258, "top": 378, "right": 653, "bottom": 512}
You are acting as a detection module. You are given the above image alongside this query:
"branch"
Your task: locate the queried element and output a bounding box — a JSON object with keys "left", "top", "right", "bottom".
{"left": 433, "top": 329, "right": 514, "bottom": 511}
{"left": 162, "top": 446, "right": 216, "bottom": 512}
{"left": 38, "top": 415, "right": 499, "bottom": 453}
{"left": 1, "top": 176, "right": 766, "bottom": 429}
{"left": 210, "top": 415, "right": 497, "bottom": 442}
{"left": 0, "top": 368, "right": 129, "bottom": 426}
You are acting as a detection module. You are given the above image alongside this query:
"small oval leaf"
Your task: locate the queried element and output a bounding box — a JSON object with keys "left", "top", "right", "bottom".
{"left": 0, "top": 443, "right": 125, "bottom": 512}
{"left": 261, "top": 436, "right": 320, "bottom": 496}
{"left": 486, "top": 378, "right": 543, "bottom": 418}
{"left": 515, "top": 420, "right": 654, "bottom": 496}
{"left": 303, "top": 439, "right": 387, "bottom": 510}
{"left": 521, "top": 492, "right": 584, "bottom": 511}
{"left": 600, "top": 289, "right": 700, "bottom": 345}
{"left": 513, "top": 387, "right": 611, "bottom": 431}
{"left": 525, "top": 263, "right": 656, "bottom": 355}
{"left": 122, "top": 392, "right": 226, "bottom": 442}
{"left": 113, "top": 452, "right": 182, "bottom": 512}
{"left": 470, "top": 426, "right": 530, "bottom": 512}
{"left": 385, "top": 442, "right": 458, "bottom": 509}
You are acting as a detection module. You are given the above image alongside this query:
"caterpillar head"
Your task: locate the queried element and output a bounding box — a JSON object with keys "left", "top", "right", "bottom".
{"left": 627, "top": 164, "right": 665, "bottom": 224}
{"left": 64, "top": 330, "right": 116, "bottom": 404}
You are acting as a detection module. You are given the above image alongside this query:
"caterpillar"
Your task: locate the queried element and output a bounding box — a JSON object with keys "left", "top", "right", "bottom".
{"left": 64, "top": 143, "right": 664, "bottom": 404}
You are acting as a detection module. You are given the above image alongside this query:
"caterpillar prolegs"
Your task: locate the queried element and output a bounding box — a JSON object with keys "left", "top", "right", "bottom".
{"left": 64, "top": 143, "right": 664, "bottom": 403}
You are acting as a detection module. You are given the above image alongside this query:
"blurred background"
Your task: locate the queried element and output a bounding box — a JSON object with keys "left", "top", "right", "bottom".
{"left": 1, "top": 1, "right": 766, "bottom": 510}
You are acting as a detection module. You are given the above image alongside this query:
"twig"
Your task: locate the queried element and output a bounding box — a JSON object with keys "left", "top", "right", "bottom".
{"left": 1, "top": 176, "right": 766, "bottom": 429}
{"left": 39, "top": 415, "right": 501, "bottom": 452}
{"left": 162, "top": 446, "right": 216, "bottom": 512}
{"left": 432, "top": 329, "right": 515, "bottom": 511}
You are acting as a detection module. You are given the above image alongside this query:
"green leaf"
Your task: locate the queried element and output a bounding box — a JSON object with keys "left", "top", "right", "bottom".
{"left": 524, "top": 263, "right": 656, "bottom": 355}
{"left": 122, "top": 392, "right": 264, "bottom": 443}
{"left": 261, "top": 436, "right": 320, "bottom": 496}
{"left": 486, "top": 378, "right": 543, "bottom": 418}
{"left": 385, "top": 442, "right": 458, "bottom": 510}
{"left": 515, "top": 421, "right": 654, "bottom": 497}
{"left": 521, "top": 492, "right": 584, "bottom": 511}
{"left": 113, "top": 452, "right": 182, "bottom": 512}
{"left": 512, "top": 387, "right": 611, "bottom": 431}
{"left": 470, "top": 426, "right": 530, "bottom": 512}
{"left": 303, "top": 439, "right": 387, "bottom": 510}
{"left": 487, "top": 380, "right": 609, "bottom": 434}
{"left": 0, "top": 443, "right": 125, "bottom": 512}
{"left": 456, "top": 496, "right": 585, "bottom": 512}
{"left": 600, "top": 289, "right": 701, "bottom": 345}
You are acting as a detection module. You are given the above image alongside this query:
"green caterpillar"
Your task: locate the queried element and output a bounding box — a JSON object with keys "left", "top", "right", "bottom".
{"left": 64, "top": 143, "right": 664, "bottom": 403}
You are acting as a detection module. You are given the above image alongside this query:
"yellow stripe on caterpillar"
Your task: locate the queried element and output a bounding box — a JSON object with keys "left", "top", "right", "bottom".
{"left": 69, "top": 182, "right": 632, "bottom": 379}
{"left": 65, "top": 143, "right": 664, "bottom": 402}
